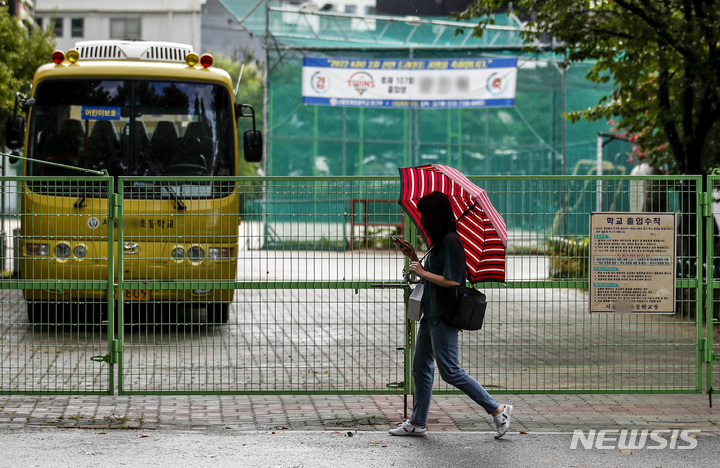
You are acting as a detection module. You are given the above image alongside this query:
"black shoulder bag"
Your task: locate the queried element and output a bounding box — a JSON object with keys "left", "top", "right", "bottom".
{"left": 440, "top": 285, "right": 487, "bottom": 330}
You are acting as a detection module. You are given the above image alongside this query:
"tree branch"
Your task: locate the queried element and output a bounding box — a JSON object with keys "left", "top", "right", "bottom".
{"left": 613, "top": 0, "right": 697, "bottom": 60}
{"left": 656, "top": 64, "right": 685, "bottom": 173}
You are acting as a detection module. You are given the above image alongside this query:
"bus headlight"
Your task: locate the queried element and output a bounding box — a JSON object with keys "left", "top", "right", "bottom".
{"left": 55, "top": 243, "right": 72, "bottom": 260}
{"left": 26, "top": 244, "right": 49, "bottom": 256}
{"left": 188, "top": 246, "right": 205, "bottom": 262}
{"left": 208, "top": 247, "right": 232, "bottom": 259}
{"left": 73, "top": 245, "right": 87, "bottom": 259}
{"left": 171, "top": 247, "right": 185, "bottom": 260}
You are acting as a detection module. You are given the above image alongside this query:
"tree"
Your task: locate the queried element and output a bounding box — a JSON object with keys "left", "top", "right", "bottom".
{"left": 453, "top": 1, "right": 720, "bottom": 176}
{"left": 213, "top": 51, "right": 264, "bottom": 177}
{"left": 0, "top": 7, "right": 55, "bottom": 147}
{"left": 212, "top": 52, "right": 265, "bottom": 215}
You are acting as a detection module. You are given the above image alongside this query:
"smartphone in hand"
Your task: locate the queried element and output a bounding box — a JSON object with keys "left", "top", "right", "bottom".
{"left": 392, "top": 236, "right": 418, "bottom": 261}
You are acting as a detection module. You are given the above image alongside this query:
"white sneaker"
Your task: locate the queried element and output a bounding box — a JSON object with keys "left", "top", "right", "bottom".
{"left": 493, "top": 404, "right": 513, "bottom": 439}
{"left": 389, "top": 419, "right": 427, "bottom": 436}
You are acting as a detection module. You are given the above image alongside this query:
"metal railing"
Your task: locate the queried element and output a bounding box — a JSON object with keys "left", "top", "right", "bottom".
{"left": 0, "top": 174, "right": 716, "bottom": 396}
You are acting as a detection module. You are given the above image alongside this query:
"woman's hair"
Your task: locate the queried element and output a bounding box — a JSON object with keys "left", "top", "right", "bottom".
{"left": 417, "top": 191, "right": 456, "bottom": 246}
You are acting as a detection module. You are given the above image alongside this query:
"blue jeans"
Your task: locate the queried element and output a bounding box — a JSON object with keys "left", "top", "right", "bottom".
{"left": 410, "top": 319, "right": 500, "bottom": 428}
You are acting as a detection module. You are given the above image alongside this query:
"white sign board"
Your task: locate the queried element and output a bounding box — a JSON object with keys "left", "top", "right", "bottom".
{"left": 589, "top": 212, "right": 676, "bottom": 314}
{"left": 302, "top": 57, "right": 517, "bottom": 109}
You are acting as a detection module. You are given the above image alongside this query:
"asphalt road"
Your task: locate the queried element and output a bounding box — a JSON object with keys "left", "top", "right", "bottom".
{"left": 1, "top": 429, "right": 717, "bottom": 468}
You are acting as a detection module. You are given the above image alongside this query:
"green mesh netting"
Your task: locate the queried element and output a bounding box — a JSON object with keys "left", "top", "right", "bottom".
{"left": 223, "top": 2, "right": 633, "bottom": 177}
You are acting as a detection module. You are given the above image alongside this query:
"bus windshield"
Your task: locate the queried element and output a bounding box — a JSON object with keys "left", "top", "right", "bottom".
{"left": 27, "top": 78, "right": 236, "bottom": 197}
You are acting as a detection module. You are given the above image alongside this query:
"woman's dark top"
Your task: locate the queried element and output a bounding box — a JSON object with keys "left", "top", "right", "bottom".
{"left": 421, "top": 231, "right": 467, "bottom": 325}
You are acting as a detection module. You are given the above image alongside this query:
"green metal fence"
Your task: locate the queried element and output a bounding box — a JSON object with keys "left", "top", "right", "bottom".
{"left": 0, "top": 175, "right": 116, "bottom": 394}
{"left": 1, "top": 174, "right": 717, "bottom": 396}
{"left": 445, "top": 175, "right": 703, "bottom": 394}
{"left": 706, "top": 173, "right": 720, "bottom": 398}
{"left": 116, "top": 176, "right": 407, "bottom": 394}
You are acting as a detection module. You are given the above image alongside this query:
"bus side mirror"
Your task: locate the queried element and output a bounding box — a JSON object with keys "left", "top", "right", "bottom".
{"left": 5, "top": 115, "right": 25, "bottom": 150}
{"left": 243, "top": 129, "right": 262, "bottom": 163}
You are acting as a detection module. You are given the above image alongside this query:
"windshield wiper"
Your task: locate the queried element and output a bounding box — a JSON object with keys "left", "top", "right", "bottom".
{"left": 74, "top": 182, "right": 108, "bottom": 209}
{"left": 138, "top": 151, "right": 186, "bottom": 211}
{"left": 74, "top": 187, "right": 86, "bottom": 209}
{"left": 161, "top": 183, "right": 186, "bottom": 211}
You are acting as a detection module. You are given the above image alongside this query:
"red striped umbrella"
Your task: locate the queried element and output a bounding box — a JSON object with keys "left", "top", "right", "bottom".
{"left": 398, "top": 164, "right": 507, "bottom": 283}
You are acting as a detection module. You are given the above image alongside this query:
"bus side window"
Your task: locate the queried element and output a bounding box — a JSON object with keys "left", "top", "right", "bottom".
{"left": 87, "top": 120, "right": 120, "bottom": 169}
{"left": 150, "top": 121, "right": 180, "bottom": 171}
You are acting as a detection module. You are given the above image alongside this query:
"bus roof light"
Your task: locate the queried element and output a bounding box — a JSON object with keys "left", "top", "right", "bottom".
{"left": 51, "top": 50, "right": 66, "bottom": 64}
{"left": 200, "top": 54, "right": 213, "bottom": 68}
{"left": 185, "top": 52, "right": 199, "bottom": 67}
{"left": 66, "top": 49, "right": 80, "bottom": 63}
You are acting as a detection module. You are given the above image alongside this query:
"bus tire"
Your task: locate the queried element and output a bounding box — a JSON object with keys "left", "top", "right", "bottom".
{"left": 208, "top": 303, "right": 229, "bottom": 324}
{"left": 26, "top": 301, "right": 46, "bottom": 324}
{"left": 26, "top": 301, "right": 63, "bottom": 325}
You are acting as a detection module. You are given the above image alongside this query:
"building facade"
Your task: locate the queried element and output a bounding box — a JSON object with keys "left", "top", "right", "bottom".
{"left": 34, "top": 0, "right": 204, "bottom": 52}
{"left": 282, "top": 0, "right": 376, "bottom": 15}
{"left": 375, "top": 0, "right": 471, "bottom": 16}
{"left": 32, "top": 1, "right": 381, "bottom": 58}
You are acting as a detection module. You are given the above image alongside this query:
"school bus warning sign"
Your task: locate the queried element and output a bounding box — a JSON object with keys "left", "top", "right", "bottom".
{"left": 589, "top": 212, "right": 676, "bottom": 314}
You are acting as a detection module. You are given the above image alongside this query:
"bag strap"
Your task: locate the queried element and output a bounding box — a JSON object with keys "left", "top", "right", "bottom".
{"left": 419, "top": 244, "right": 434, "bottom": 263}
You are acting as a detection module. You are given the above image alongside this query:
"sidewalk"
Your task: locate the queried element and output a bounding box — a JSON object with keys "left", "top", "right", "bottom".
{"left": 1, "top": 393, "right": 718, "bottom": 433}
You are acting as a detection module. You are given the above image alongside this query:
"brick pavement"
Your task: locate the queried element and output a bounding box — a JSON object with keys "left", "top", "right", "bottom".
{"left": 1, "top": 393, "right": 718, "bottom": 434}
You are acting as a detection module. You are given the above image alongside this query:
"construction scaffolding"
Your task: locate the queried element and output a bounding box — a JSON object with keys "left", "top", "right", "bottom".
{"left": 220, "top": 1, "right": 629, "bottom": 178}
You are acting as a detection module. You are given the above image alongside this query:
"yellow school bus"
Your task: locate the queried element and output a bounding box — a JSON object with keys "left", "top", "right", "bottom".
{"left": 5, "top": 40, "right": 262, "bottom": 324}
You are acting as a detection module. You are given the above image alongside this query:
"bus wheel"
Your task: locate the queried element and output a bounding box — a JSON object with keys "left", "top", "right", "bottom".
{"left": 26, "top": 301, "right": 47, "bottom": 324}
{"left": 26, "top": 301, "right": 63, "bottom": 325}
{"left": 207, "top": 303, "right": 229, "bottom": 324}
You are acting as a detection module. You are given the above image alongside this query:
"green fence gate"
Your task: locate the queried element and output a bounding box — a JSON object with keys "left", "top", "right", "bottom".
{"left": 1, "top": 174, "right": 718, "bottom": 397}
{"left": 115, "top": 176, "right": 408, "bottom": 395}
{"left": 0, "top": 174, "right": 116, "bottom": 394}
{"left": 705, "top": 172, "right": 720, "bottom": 400}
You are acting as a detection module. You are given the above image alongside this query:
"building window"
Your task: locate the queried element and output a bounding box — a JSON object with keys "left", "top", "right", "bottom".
{"left": 110, "top": 18, "right": 141, "bottom": 40}
{"left": 365, "top": 6, "right": 376, "bottom": 15}
{"left": 36, "top": 17, "right": 43, "bottom": 29}
{"left": 345, "top": 5, "right": 357, "bottom": 14}
{"left": 54, "top": 17, "right": 63, "bottom": 37}
{"left": 71, "top": 18, "right": 84, "bottom": 38}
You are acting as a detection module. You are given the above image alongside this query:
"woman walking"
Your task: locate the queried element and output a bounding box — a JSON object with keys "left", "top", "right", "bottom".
{"left": 391, "top": 191, "right": 513, "bottom": 438}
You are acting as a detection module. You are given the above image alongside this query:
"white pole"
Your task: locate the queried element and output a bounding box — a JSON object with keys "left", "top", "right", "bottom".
{"left": 596, "top": 134, "right": 603, "bottom": 212}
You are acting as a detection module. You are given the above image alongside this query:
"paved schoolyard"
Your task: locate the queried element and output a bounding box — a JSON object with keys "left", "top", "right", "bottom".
{"left": 0, "top": 392, "right": 718, "bottom": 433}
